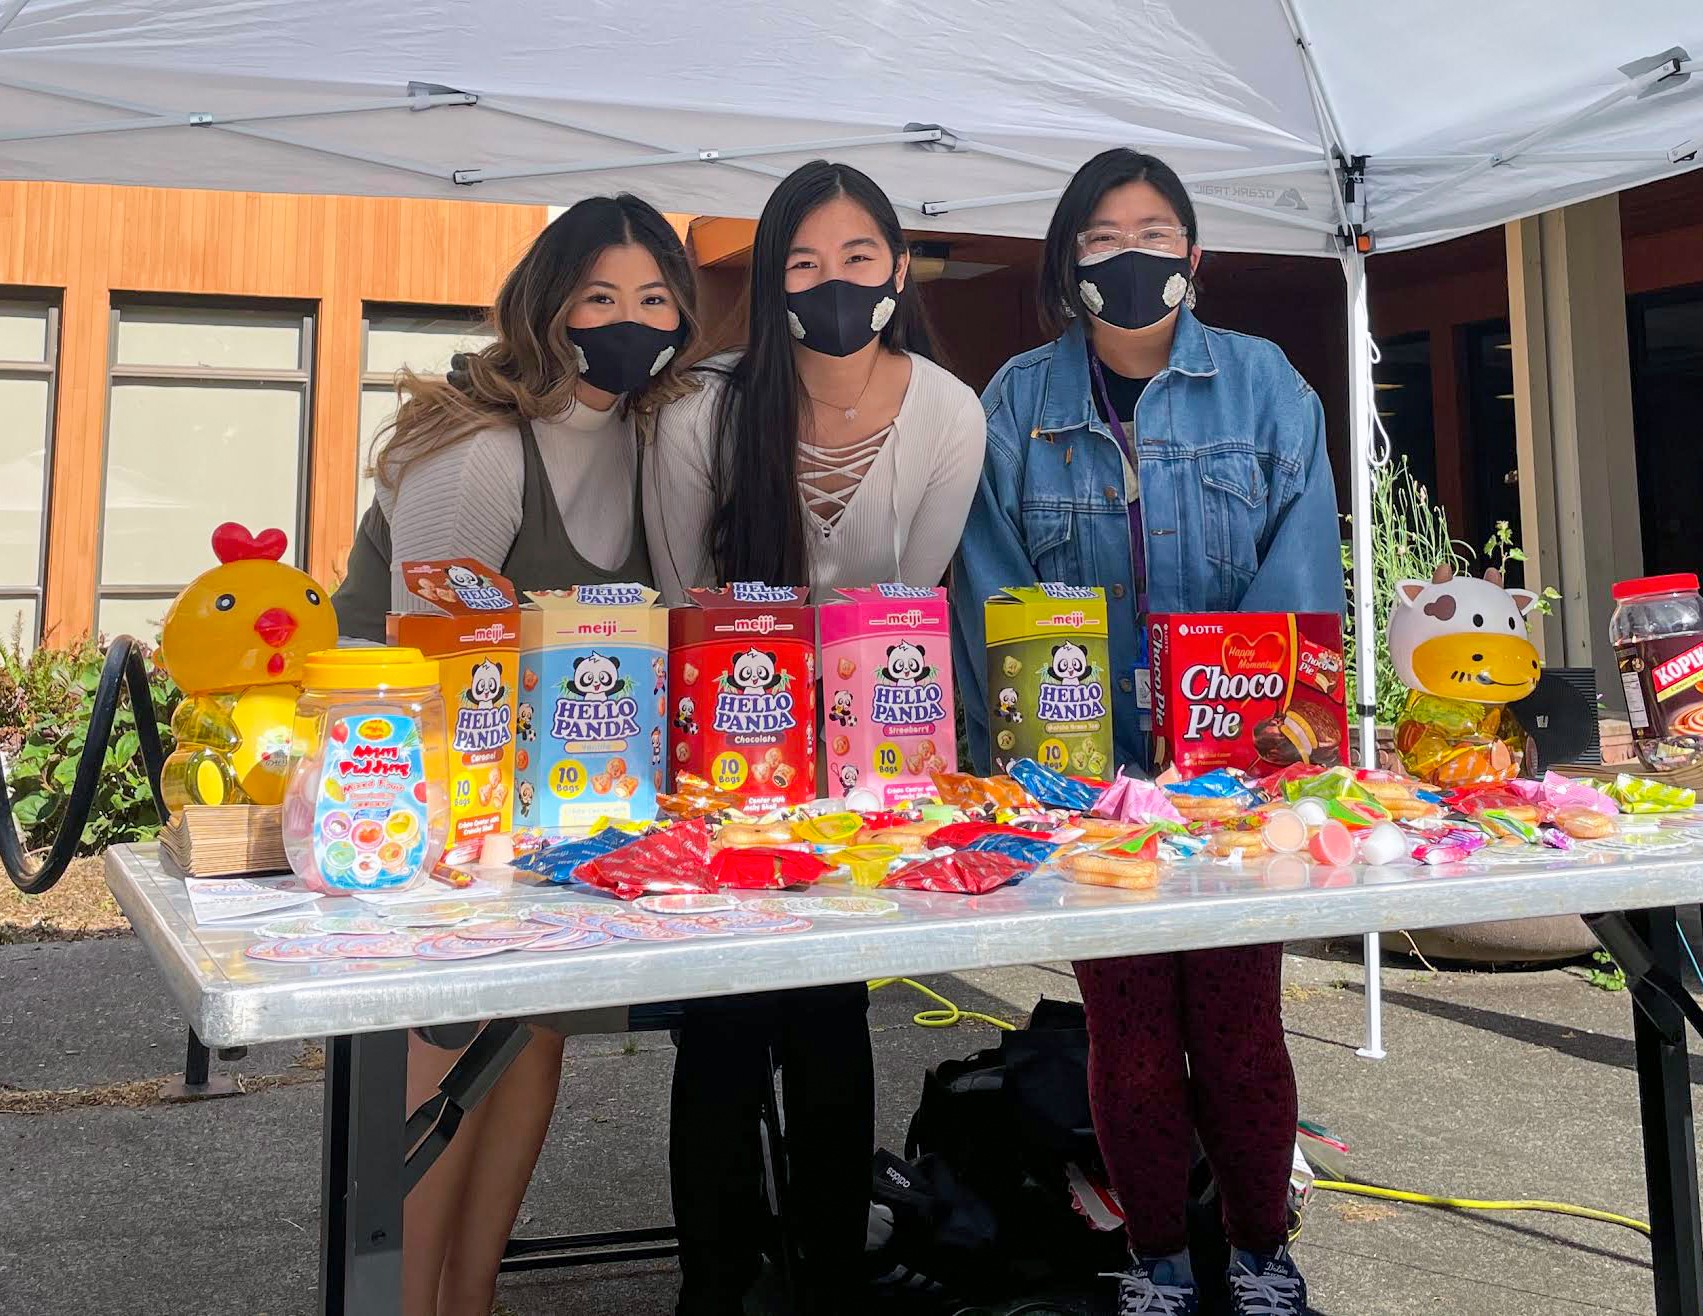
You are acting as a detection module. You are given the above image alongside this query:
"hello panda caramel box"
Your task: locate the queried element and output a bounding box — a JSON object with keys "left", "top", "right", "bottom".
{"left": 1148, "top": 612, "right": 1347, "bottom": 778}
{"left": 388, "top": 560, "right": 521, "bottom": 865}
{"left": 820, "top": 585, "right": 956, "bottom": 804}
{"left": 668, "top": 584, "right": 816, "bottom": 810}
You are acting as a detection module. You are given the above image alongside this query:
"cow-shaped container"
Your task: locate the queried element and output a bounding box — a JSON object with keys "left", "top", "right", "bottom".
{"left": 1387, "top": 564, "right": 1541, "bottom": 785}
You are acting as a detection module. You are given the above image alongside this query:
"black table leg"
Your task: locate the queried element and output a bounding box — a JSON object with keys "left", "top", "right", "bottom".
{"left": 1630, "top": 907, "right": 1703, "bottom": 1316}
{"left": 319, "top": 1030, "right": 409, "bottom": 1316}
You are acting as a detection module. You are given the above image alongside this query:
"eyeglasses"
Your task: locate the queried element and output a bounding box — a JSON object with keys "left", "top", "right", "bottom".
{"left": 1076, "top": 223, "right": 1191, "bottom": 257}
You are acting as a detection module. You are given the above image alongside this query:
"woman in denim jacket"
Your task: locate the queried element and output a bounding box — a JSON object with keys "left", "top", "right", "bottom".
{"left": 952, "top": 149, "right": 1344, "bottom": 1316}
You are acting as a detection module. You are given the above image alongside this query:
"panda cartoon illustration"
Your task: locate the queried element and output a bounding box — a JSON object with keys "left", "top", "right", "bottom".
{"left": 516, "top": 780, "right": 536, "bottom": 818}
{"left": 516, "top": 701, "right": 535, "bottom": 741}
{"left": 465, "top": 659, "right": 505, "bottom": 709}
{"left": 674, "top": 695, "right": 698, "bottom": 736}
{"left": 570, "top": 651, "right": 622, "bottom": 700}
{"left": 444, "top": 563, "right": 483, "bottom": 594}
{"left": 1046, "top": 641, "right": 1091, "bottom": 687}
{"left": 997, "top": 687, "right": 1023, "bottom": 723}
{"left": 878, "top": 640, "right": 928, "bottom": 686}
{"left": 828, "top": 689, "right": 857, "bottom": 727}
{"left": 836, "top": 762, "right": 859, "bottom": 794}
{"left": 731, "top": 648, "right": 781, "bottom": 696}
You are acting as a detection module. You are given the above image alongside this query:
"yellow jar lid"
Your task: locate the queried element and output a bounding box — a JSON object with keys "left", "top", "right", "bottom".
{"left": 302, "top": 646, "right": 440, "bottom": 693}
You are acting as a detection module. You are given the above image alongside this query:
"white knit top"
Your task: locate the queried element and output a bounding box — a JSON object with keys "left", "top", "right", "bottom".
{"left": 376, "top": 397, "right": 636, "bottom": 614}
{"left": 643, "top": 351, "right": 985, "bottom": 604}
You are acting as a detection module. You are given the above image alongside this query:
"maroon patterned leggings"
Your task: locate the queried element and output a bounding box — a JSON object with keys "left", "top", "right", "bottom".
{"left": 1074, "top": 944, "right": 1296, "bottom": 1256}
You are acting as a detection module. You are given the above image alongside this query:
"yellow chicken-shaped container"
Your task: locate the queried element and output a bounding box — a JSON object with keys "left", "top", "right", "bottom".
{"left": 155, "top": 523, "right": 339, "bottom": 813}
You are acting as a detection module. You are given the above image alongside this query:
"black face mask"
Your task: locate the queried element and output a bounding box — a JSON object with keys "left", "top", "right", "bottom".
{"left": 567, "top": 320, "right": 689, "bottom": 395}
{"left": 1073, "top": 248, "right": 1193, "bottom": 331}
{"left": 785, "top": 277, "right": 899, "bottom": 358}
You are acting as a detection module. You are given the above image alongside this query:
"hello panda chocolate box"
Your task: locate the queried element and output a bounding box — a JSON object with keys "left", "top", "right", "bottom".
{"left": 514, "top": 584, "right": 668, "bottom": 834}
{"left": 820, "top": 585, "right": 956, "bottom": 806}
{"left": 668, "top": 584, "right": 817, "bottom": 810}
{"left": 389, "top": 560, "right": 521, "bottom": 865}
{"left": 1148, "top": 612, "right": 1346, "bottom": 778}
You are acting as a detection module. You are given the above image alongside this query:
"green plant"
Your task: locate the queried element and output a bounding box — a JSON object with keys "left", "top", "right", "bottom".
{"left": 0, "top": 631, "right": 179, "bottom": 854}
{"left": 1481, "top": 520, "right": 1561, "bottom": 617}
{"left": 1584, "top": 950, "right": 1627, "bottom": 993}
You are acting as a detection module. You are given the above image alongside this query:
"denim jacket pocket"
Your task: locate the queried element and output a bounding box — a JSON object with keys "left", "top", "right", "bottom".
{"left": 1200, "top": 447, "right": 1269, "bottom": 583}
{"left": 1020, "top": 502, "right": 1076, "bottom": 583}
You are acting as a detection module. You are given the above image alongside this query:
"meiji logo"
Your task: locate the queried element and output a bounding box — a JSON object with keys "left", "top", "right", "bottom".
{"left": 731, "top": 582, "right": 798, "bottom": 604}
{"left": 733, "top": 615, "right": 779, "bottom": 635}
{"left": 576, "top": 584, "right": 644, "bottom": 607}
{"left": 551, "top": 695, "right": 640, "bottom": 743}
{"left": 870, "top": 681, "right": 946, "bottom": 729}
{"left": 575, "top": 619, "right": 620, "bottom": 637}
{"left": 876, "top": 610, "right": 927, "bottom": 629}
{"left": 1037, "top": 611, "right": 1088, "bottom": 629}
{"left": 465, "top": 624, "right": 507, "bottom": 645}
{"left": 1653, "top": 640, "right": 1703, "bottom": 694}
{"left": 453, "top": 704, "right": 513, "bottom": 753}
{"left": 1038, "top": 583, "right": 1098, "bottom": 601}
{"left": 875, "top": 584, "right": 935, "bottom": 600}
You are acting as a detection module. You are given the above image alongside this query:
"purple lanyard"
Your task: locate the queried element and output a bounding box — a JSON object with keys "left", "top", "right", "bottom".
{"left": 1088, "top": 353, "right": 1148, "bottom": 618}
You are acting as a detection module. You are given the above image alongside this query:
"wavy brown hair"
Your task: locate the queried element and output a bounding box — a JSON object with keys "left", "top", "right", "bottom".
{"left": 371, "top": 194, "right": 699, "bottom": 491}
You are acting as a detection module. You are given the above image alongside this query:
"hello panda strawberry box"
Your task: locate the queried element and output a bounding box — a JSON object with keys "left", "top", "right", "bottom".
{"left": 820, "top": 585, "right": 956, "bottom": 805}
{"left": 668, "top": 584, "right": 817, "bottom": 810}
{"left": 515, "top": 584, "right": 669, "bottom": 834}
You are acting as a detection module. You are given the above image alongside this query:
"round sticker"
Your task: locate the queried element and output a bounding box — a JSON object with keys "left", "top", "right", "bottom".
{"left": 712, "top": 751, "right": 749, "bottom": 791}
{"left": 1037, "top": 738, "right": 1070, "bottom": 771}
{"left": 872, "top": 741, "right": 903, "bottom": 779}
{"left": 357, "top": 717, "right": 393, "bottom": 742}
{"left": 550, "top": 759, "right": 589, "bottom": 800}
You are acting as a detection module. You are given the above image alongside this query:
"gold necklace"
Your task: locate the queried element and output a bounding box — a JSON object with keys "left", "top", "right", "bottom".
{"left": 805, "top": 351, "right": 881, "bottom": 422}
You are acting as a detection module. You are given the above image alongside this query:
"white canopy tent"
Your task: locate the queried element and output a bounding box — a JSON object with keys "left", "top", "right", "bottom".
{"left": 4, "top": 0, "right": 1700, "bottom": 1054}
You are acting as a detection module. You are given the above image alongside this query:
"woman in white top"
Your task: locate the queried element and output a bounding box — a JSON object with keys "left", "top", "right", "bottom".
{"left": 644, "top": 160, "right": 983, "bottom": 1316}
{"left": 335, "top": 193, "right": 699, "bottom": 1316}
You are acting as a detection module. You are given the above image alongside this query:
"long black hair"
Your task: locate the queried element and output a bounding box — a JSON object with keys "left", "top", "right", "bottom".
{"left": 707, "top": 160, "right": 934, "bottom": 586}
{"left": 1038, "top": 149, "right": 1198, "bottom": 338}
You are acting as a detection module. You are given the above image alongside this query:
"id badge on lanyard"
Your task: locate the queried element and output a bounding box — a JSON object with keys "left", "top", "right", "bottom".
{"left": 1090, "top": 355, "right": 1151, "bottom": 731}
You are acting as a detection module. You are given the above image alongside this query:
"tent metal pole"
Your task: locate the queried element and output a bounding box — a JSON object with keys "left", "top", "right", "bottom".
{"left": 1342, "top": 249, "right": 1385, "bottom": 1061}
{"left": 0, "top": 0, "right": 32, "bottom": 42}
{"left": 922, "top": 185, "right": 1340, "bottom": 235}
{"left": 0, "top": 90, "right": 475, "bottom": 145}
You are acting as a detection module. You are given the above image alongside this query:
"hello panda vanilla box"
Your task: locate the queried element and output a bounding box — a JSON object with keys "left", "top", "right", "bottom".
{"left": 820, "top": 585, "right": 956, "bottom": 805}
{"left": 515, "top": 584, "right": 668, "bottom": 835}
{"left": 389, "top": 560, "right": 521, "bottom": 866}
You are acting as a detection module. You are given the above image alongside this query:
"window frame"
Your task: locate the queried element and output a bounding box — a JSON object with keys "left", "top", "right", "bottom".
{"left": 0, "top": 289, "right": 62, "bottom": 644}
{"left": 95, "top": 294, "right": 317, "bottom": 630}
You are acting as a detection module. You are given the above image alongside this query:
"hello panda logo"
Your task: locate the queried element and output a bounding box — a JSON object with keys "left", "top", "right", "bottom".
{"left": 550, "top": 650, "right": 640, "bottom": 742}
{"left": 870, "top": 640, "right": 945, "bottom": 729}
{"left": 452, "top": 658, "right": 512, "bottom": 753}
{"left": 1036, "top": 640, "right": 1106, "bottom": 723}
{"left": 713, "top": 647, "right": 796, "bottom": 736}
{"left": 444, "top": 563, "right": 510, "bottom": 612}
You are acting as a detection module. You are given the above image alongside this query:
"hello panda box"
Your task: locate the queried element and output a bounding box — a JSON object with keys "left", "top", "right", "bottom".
{"left": 388, "top": 560, "right": 521, "bottom": 866}
{"left": 515, "top": 584, "right": 669, "bottom": 834}
{"left": 668, "top": 584, "right": 816, "bottom": 810}
{"left": 820, "top": 585, "right": 956, "bottom": 805}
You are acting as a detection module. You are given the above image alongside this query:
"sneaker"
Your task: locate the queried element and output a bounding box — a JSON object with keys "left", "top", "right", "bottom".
{"left": 1102, "top": 1255, "right": 1200, "bottom": 1315}
{"left": 1227, "top": 1247, "right": 1309, "bottom": 1316}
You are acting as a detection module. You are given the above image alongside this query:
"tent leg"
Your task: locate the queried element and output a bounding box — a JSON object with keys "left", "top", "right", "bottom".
{"left": 1342, "top": 251, "right": 1387, "bottom": 1061}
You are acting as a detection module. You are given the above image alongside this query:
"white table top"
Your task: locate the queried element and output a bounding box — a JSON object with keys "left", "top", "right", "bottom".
{"left": 106, "top": 827, "right": 1703, "bottom": 1047}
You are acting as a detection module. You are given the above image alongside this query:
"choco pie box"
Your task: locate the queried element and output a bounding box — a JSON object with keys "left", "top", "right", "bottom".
{"left": 388, "top": 560, "right": 520, "bottom": 866}
{"left": 1148, "top": 612, "right": 1347, "bottom": 778}
{"left": 820, "top": 585, "right": 956, "bottom": 805}
{"left": 515, "top": 584, "right": 668, "bottom": 834}
{"left": 983, "top": 584, "right": 1113, "bottom": 777}
{"left": 669, "top": 584, "right": 816, "bottom": 810}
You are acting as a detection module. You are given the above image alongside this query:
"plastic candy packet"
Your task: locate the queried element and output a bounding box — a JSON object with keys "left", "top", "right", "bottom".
{"left": 513, "top": 828, "right": 643, "bottom": 885}
{"left": 656, "top": 773, "right": 746, "bottom": 819}
{"left": 791, "top": 812, "right": 864, "bottom": 846}
{"left": 1091, "top": 774, "right": 1187, "bottom": 825}
{"left": 1604, "top": 773, "right": 1697, "bottom": 814}
{"left": 577, "top": 820, "right": 714, "bottom": 900}
{"left": 959, "top": 832, "right": 1061, "bottom": 866}
{"left": 1542, "top": 827, "right": 1575, "bottom": 851}
{"left": 1507, "top": 771, "right": 1619, "bottom": 816}
{"left": 833, "top": 843, "right": 903, "bottom": 887}
{"left": 930, "top": 771, "right": 1035, "bottom": 810}
{"left": 1283, "top": 766, "right": 1373, "bottom": 806}
{"left": 1010, "top": 758, "right": 1099, "bottom": 811}
{"left": 1323, "top": 798, "right": 1390, "bottom": 828}
{"left": 926, "top": 820, "right": 1049, "bottom": 850}
{"left": 1479, "top": 808, "right": 1542, "bottom": 845}
{"left": 708, "top": 847, "right": 831, "bottom": 891}
{"left": 881, "top": 850, "right": 1033, "bottom": 894}
{"left": 1412, "top": 827, "right": 1490, "bottom": 866}
{"left": 1170, "top": 769, "right": 1262, "bottom": 807}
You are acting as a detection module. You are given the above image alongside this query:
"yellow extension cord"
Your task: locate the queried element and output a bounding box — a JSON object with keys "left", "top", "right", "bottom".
{"left": 868, "top": 977, "right": 1653, "bottom": 1240}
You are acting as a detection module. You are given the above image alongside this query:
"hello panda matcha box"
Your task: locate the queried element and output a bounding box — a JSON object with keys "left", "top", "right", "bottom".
{"left": 388, "top": 560, "right": 521, "bottom": 866}
{"left": 515, "top": 584, "right": 668, "bottom": 834}
{"left": 982, "top": 584, "right": 1112, "bottom": 777}
{"left": 820, "top": 585, "right": 956, "bottom": 805}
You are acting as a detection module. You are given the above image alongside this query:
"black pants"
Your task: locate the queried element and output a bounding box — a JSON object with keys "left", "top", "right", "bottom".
{"left": 670, "top": 982, "right": 874, "bottom": 1315}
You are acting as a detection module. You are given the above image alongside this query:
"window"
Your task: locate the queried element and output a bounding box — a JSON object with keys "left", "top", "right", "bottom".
{"left": 357, "top": 307, "right": 494, "bottom": 521}
{"left": 1630, "top": 283, "right": 1703, "bottom": 580}
{"left": 98, "top": 301, "right": 313, "bottom": 641}
{"left": 1375, "top": 332, "right": 1437, "bottom": 501}
{"left": 0, "top": 296, "right": 58, "bottom": 651}
{"left": 1463, "top": 318, "right": 1520, "bottom": 578}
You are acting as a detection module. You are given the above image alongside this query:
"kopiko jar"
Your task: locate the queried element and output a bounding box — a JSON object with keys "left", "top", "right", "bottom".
{"left": 1610, "top": 573, "right": 1703, "bottom": 773}
{"left": 283, "top": 648, "right": 451, "bottom": 894}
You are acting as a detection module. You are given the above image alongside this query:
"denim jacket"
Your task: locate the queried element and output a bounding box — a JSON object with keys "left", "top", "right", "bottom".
{"left": 951, "top": 307, "right": 1346, "bottom": 773}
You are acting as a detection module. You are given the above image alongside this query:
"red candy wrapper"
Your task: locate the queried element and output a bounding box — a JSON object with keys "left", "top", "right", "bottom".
{"left": 881, "top": 851, "right": 1032, "bottom": 894}
{"left": 708, "top": 847, "right": 831, "bottom": 890}
{"left": 578, "top": 820, "right": 714, "bottom": 900}
{"left": 925, "top": 821, "right": 1049, "bottom": 849}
